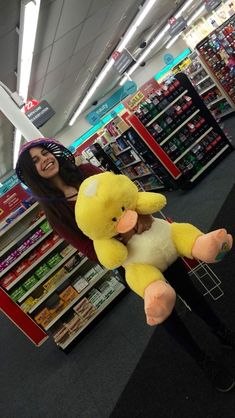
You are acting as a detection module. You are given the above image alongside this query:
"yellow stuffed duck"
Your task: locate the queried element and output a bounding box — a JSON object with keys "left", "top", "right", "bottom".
{"left": 75, "top": 172, "right": 232, "bottom": 326}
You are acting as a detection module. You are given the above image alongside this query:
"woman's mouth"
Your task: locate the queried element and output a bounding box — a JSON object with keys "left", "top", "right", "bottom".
{"left": 43, "top": 161, "right": 54, "bottom": 171}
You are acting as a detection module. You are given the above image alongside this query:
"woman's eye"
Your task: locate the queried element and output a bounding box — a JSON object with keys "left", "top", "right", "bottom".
{"left": 112, "top": 217, "right": 117, "bottom": 222}
{"left": 121, "top": 206, "right": 125, "bottom": 211}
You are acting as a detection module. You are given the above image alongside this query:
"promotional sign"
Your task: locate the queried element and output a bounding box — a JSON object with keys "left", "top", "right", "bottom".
{"left": 86, "top": 80, "right": 137, "bottom": 126}
{"left": 24, "top": 99, "right": 40, "bottom": 113}
{"left": 0, "top": 184, "right": 29, "bottom": 221}
{"left": 205, "top": 0, "right": 222, "bottom": 12}
{"left": 25, "top": 100, "right": 55, "bottom": 128}
{"left": 0, "top": 174, "right": 19, "bottom": 197}
{"left": 168, "top": 16, "right": 187, "bottom": 37}
{"left": 112, "top": 49, "right": 135, "bottom": 75}
{"left": 124, "top": 78, "right": 160, "bottom": 111}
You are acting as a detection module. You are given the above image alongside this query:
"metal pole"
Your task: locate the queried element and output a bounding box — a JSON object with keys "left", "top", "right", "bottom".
{"left": 0, "top": 85, "right": 41, "bottom": 140}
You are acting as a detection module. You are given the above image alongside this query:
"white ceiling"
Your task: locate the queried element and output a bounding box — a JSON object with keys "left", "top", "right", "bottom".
{"left": 0, "top": 0, "right": 203, "bottom": 179}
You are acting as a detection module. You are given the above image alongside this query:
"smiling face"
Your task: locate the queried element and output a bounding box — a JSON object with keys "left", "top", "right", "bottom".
{"left": 29, "top": 146, "right": 59, "bottom": 179}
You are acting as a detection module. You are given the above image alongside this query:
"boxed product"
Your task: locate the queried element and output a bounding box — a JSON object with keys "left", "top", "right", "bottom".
{"left": 47, "top": 253, "right": 62, "bottom": 268}
{"left": 39, "top": 220, "right": 52, "bottom": 234}
{"left": 17, "top": 239, "right": 32, "bottom": 255}
{"left": 87, "top": 288, "right": 105, "bottom": 308}
{"left": 34, "top": 307, "right": 51, "bottom": 326}
{"left": 28, "top": 229, "right": 44, "bottom": 244}
{"left": 27, "top": 250, "right": 40, "bottom": 266}
{"left": 0, "top": 271, "right": 17, "bottom": 289}
{"left": 72, "top": 277, "right": 89, "bottom": 293}
{"left": 20, "top": 296, "right": 36, "bottom": 313}
{"left": 97, "top": 281, "right": 114, "bottom": 299}
{"left": 107, "top": 276, "right": 122, "bottom": 290}
{"left": 43, "top": 268, "right": 66, "bottom": 290}
{"left": 83, "top": 268, "right": 97, "bottom": 281}
{"left": 66, "top": 314, "right": 84, "bottom": 333}
{"left": 10, "top": 286, "right": 26, "bottom": 302}
{"left": 59, "top": 285, "right": 78, "bottom": 303}
{"left": 38, "top": 240, "right": 54, "bottom": 256}
{"left": 22, "top": 274, "right": 38, "bottom": 291}
{"left": 73, "top": 297, "right": 96, "bottom": 319}
{"left": 60, "top": 245, "right": 75, "bottom": 258}
{"left": 35, "top": 263, "right": 51, "bottom": 279}
{"left": 63, "top": 254, "right": 81, "bottom": 272}
{"left": 14, "top": 260, "right": 30, "bottom": 277}
{"left": 52, "top": 324, "right": 70, "bottom": 344}
{"left": 49, "top": 233, "right": 61, "bottom": 245}
{"left": 47, "top": 294, "right": 65, "bottom": 317}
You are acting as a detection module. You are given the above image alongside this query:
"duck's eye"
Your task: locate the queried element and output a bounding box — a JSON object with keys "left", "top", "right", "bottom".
{"left": 121, "top": 206, "right": 125, "bottom": 211}
{"left": 112, "top": 217, "right": 117, "bottom": 222}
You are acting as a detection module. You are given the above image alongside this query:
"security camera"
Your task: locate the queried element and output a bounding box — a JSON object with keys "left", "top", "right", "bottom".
{"left": 139, "top": 41, "right": 147, "bottom": 49}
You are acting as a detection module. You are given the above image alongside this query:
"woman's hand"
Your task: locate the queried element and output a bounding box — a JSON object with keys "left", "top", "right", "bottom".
{"left": 118, "top": 214, "right": 153, "bottom": 245}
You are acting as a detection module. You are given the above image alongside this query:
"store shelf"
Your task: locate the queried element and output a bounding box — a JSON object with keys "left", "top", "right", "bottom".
{"left": 195, "top": 75, "right": 210, "bottom": 86}
{"left": 207, "top": 96, "right": 225, "bottom": 108}
{"left": 199, "top": 84, "right": 216, "bottom": 96}
{"left": 1, "top": 230, "right": 53, "bottom": 278}
{"left": 121, "top": 159, "right": 141, "bottom": 169}
{"left": 188, "top": 67, "right": 203, "bottom": 78}
{"left": 130, "top": 172, "right": 152, "bottom": 181}
{"left": 6, "top": 239, "right": 64, "bottom": 290}
{"left": 115, "top": 147, "right": 131, "bottom": 156}
{"left": 28, "top": 257, "right": 89, "bottom": 313}
{"left": 44, "top": 269, "right": 109, "bottom": 330}
{"left": 160, "top": 109, "right": 200, "bottom": 146}
{"left": 18, "top": 248, "right": 78, "bottom": 303}
{"left": 220, "top": 108, "right": 234, "bottom": 118}
{"left": 174, "top": 128, "right": 213, "bottom": 164}
{"left": 190, "top": 145, "right": 230, "bottom": 182}
{"left": 0, "top": 202, "right": 39, "bottom": 238}
{"left": 58, "top": 285, "right": 125, "bottom": 349}
{"left": 0, "top": 215, "right": 46, "bottom": 258}
{"left": 146, "top": 90, "right": 188, "bottom": 127}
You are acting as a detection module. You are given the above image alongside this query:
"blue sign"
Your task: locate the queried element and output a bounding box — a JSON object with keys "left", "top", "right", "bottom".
{"left": 0, "top": 174, "right": 19, "bottom": 197}
{"left": 164, "top": 53, "right": 174, "bottom": 65}
{"left": 86, "top": 80, "right": 137, "bottom": 126}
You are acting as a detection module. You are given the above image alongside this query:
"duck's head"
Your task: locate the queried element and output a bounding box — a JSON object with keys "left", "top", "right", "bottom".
{"left": 75, "top": 172, "right": 139, "bottom": 240}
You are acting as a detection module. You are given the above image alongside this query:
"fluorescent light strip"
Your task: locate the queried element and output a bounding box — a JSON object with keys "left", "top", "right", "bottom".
{"left": 13, "top": 129, "right": 23, "bottom": 168}
{"left": 120, "top": 1, "right": 206, "bottom": 83}
{"left": 117, "top": 0, "right": 157, "bottom": 52}
{"left": 18, "top": 0, "right": 41, "bottom": 101}
{"left": 187, "top": 4, "right": 206, "bottom": 26}
{"left": 69, "top": 0, "right": 158, "bottom": 125}
{"left": 166, "top": 33, "right": 181, "bottom": 49}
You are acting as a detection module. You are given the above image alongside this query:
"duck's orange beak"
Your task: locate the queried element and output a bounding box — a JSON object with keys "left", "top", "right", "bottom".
{"left": 116, "top": 210, "right": 138, "bottom": 234}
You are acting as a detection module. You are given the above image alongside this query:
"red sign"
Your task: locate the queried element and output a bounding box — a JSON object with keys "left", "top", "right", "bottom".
{"left": 124, "top": 78, "right": 160, "bottom": 111}
{"left": 0, "top": 184, "right": 29, "bottom": 221}
{"left": 24, "top": 99, "right": 40, "bottom": 113}
{"left": 112, "top": 50, "right": 121, "bottom": 61}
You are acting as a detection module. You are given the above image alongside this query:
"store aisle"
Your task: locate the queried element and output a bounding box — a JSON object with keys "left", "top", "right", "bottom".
{"left": 0, "top": 117, "right": 234, "bottom": 418}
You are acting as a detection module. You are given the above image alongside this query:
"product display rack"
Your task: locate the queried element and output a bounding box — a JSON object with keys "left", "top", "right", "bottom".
{"left": 196, "top": 15, "right": 235, "bottom": 111}
{"left": 0, "top": 202, "right": 125, "bottom": 349}
{"left": 182, "top": 51, "right": 234, "bottom": 120}
{"left": 122, "top": 73, "right": 233, "bottom": 189}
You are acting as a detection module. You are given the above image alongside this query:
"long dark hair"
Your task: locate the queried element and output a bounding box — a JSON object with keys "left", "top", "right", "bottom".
{"left": 18, "top": 147, "right": 86, "bottom": 234}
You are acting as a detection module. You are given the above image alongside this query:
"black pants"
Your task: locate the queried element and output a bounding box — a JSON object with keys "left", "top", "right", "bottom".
{"left": 162, "top": 259, "right": 225, "bottom": 361}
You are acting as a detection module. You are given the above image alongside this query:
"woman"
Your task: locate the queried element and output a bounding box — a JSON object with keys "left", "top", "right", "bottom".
{"left": 16, "top": 138, "right": 235, "bottom": 392}
{"left": 15, "top": 138, "right": 153, "bottom": 260}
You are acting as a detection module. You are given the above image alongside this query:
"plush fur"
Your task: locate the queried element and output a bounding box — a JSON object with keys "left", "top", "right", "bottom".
{"left": 75, "top": 172, "right": 232, "bottom": 325}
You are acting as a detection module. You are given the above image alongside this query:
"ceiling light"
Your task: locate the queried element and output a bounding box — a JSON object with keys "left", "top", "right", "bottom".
{"left": 187, "top": 4, "right": 206, "bottom": 26}
{"left": 117, "top": 0, "right": 157, "bottom": 52}
{"left": 13, "top": 130, "right": 23, "bottom": 168}
{"left": 17, "top": 0, "right": 41, "bottom": 101}
{"left": 68, "top": 0, "right": 158, "bottom": 126}
{"left": 175, "top": 0, "right": 194, "bottom": 18}
{"left": 166, "top": 33, "right": 181, "bottom": 49}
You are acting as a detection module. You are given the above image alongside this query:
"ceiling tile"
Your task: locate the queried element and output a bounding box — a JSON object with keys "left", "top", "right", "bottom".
{"left": 29, "top": 78, "right": 44, "bottom": 100}
{"left": 88, "top": 26, "right": 116, "bottom": 61}
{"left": 64, "top": 41, "right": 93, "bottom": 80}
{"left": 74, "top": 6, "right": 110, "bottom": 52}
{"left": 0, "top": 0, "right": 20, "bottom": 39}
{"left": 55, "top": 0, "right": 92, "bottom": 40}
{"left": 34, "top": 0, "right": 63, "bottom": 54}
{"left": 30, "top": 46, "right": 52, "bottom": 85}
{"left": 88, "top": 0, "right": 113, "bottom": 17}
{"left": 41, "top": 60, "right": 68, "bottom": 96}
{"left": 0, "top": 30, "right": 18, "bottom": 79}
{"left": 47, "top": 26, "right": 80, "bottom": 73}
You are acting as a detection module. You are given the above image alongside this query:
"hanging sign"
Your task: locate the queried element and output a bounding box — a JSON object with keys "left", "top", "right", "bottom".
{"left": 168, "top": 16, "right": 187, "bottom": 37}
{"left": 24, "top": 99, "right": 40, "bottom": 113}
{"left": 86, "top": 80, "right": 137, "bottom": 125}
{"left": 205, "top": 0, "right": 222, "bottom": 12}
{"left": 25, "top": 100, "right": 55, "bottom": 128}
{"left": 112, "top": 49, "right": 135, "bottom": 75}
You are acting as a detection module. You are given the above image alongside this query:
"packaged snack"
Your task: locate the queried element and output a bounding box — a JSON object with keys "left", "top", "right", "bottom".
{"left": 27, "top": 250, "right": 40, "bottom": 265}
{"left": 72, "top": 277, "right": 88, "bottom": 293}
{"left": 39, "top": 220, "right": 52, "bottom": 234}
{"left": 59, "top": 286, "right": 78, "bottom": 303}
{"left": 14, "top": 260, "right": 30, "bottom": 277}
{"left": 34, "top": 307, "right": 51, "bottom": 325}
{"left": 35, "top": 263, "right": 50, "bottom": 279}
{"left": 38, "top": 240, "right": 53, "bottom": 255}
{"left": 0, "top": 271, "right": 17, "bottom": 289}
{"left": 60, "top": 245, "right": 75, "bottom": 258}
{"left": 63, "top": 254, "right": 81, "bottom": 272}
{"left": 10, "top": 286, "right": 26, "bottom": 302}
{"left": 20, "top": 296, "right": 36, "bottom": 313}
{"left": 22, "top": 274, "right": 38, "bottom": 291}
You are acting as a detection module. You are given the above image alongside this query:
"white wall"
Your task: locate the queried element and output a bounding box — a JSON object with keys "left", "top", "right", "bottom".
{"left": 56, "top": 37, "right": 188, "bottom": 148}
